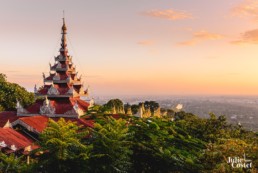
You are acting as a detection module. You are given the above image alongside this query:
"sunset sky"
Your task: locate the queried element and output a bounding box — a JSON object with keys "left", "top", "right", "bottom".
{"left": 1, "top": 0, "right": 258, "bottom": 96}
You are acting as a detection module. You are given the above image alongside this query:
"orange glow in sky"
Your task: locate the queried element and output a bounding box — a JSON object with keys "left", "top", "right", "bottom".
{"left": 1, "top": 0, "right": 258, "bottom": 96}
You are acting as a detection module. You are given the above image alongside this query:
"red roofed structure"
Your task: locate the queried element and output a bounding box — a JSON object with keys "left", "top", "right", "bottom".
{"left": 12, "top": 115, "right": 94, "bottom": 135}
{"left": 16, "top": 18, "right": 94, "bottom": 118}
{"left": 0, "top": 17, "right": 97, "bottom": 156}
{"left": 0, "top": 128, "right": 36, "bottom": 154}
{"left": 0, "top": 111, "right": 18, "bottom": 128}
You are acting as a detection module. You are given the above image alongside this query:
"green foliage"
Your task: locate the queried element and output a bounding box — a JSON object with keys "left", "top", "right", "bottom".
{"left": 90, "top": 117, "right": 132, "bottom": 172}
{"left": 86, "top": 104, "right": 104, "bottom": 116}
{"left": 142, "top": 101, "right": 160, "bottom": 113}
{"left": 200, "top": 138, "right": 258, "bottom": 173}
{"left": 130, "top": 104, "right": 139, "bottom": 114}
{"left": 175, "top": 112, "right": 230, "bottom": 143}
{"left": 124, "top": 103, "right": 131, "bottom": 113}
{"left": 2, "top": 106, "right": 257, "bottom": 173}
{"left": 129, "top": 117, "right": 205, "bottom": 173}
{"left": 166, "top": 108, "right": 175, "bottom": 117}
{"left": 0, "top": 73, "right": 34, "bottom": 111}
{"left": 0, "top": 74, "right": 6, "bottom": 83}
{"left": 130, "top": 101, "right": 160, "bottom": 115}
{"left": 0, "top": 152, "right": 27, "bottom": 173}
{"left": 175, "top": 111, "right": 258, "bottom": 172}
{"left": 36, "top": 118, "right": 92, "bottom": 173}
{"left": 103, "top": 99, "right": 124, "bottom": 114}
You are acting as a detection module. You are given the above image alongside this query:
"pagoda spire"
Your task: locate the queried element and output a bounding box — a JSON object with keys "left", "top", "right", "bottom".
{"left": 26, "top": 16, "right": 91, "bottom": 118}
{"left": 60, "top": 15, "right": 68, "bottom": 56}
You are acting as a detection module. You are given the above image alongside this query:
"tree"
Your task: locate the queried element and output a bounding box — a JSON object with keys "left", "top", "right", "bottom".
{"left": 0, "top": 73, "right": 6, "bottom": 83}
{"left": 103, "top": 99, "right": 124, "bottom": 114}
{"left": 175, "top": 111, "right": 258, "bottom": 172}
{"left": 0, "top": 73, "right": 34, "bottom": 111}
{"left": 131, "top": 104, "right": 139, "bottom": 114}
{"left": 143, "top": 101, "right": 160, "bottom": 113}
{"left": 124, "top": 103, "right": 131, "bottom": 113}
{"left": 175, "top": 112, "right": 231, "bottom": 143}
{"left": 200, "top": 138, "right": 257, "bottom": 173}
{"left": 129, "top": 117, "right": 205, "bottom": 173}
{"left": 86, "top": 104, "right": 104, "bottom": 116}
{"left": 0, "top": 152, "right": 27, "bottom": 173}
{"left": 90, "top": 117, "right": 132, "bottom": 172}
{"left": 36, "top": 118, "right": 92, "bottom": 173}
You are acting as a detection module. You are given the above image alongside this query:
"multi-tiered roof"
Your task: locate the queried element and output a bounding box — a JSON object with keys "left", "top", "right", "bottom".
{"left": 16, "top": 18, "right": 92, "bottom": 118}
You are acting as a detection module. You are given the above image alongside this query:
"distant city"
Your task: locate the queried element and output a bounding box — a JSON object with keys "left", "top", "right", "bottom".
{"left": 92, "top": 95, "right": 258, "bottom": 131}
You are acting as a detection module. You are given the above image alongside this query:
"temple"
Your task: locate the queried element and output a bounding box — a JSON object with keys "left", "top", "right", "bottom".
{"left": 16, "top": 18, "right": 93, "bottom": 118}
{"left": 0, "top": 17, "right": 97, "bottom": 156}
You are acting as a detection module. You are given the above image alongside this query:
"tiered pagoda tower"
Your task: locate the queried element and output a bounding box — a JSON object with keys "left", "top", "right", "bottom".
{"left": 16, "top": 18, "right": 93, "bottom": 118}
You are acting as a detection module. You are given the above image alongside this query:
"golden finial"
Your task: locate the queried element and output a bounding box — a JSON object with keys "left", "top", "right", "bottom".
{"left": 62, "top": 10, "right": 67, "bottom": 32}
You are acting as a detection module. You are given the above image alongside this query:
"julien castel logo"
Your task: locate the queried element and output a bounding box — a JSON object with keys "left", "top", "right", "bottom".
{"left": 227, "top": 153, "right": 252, "bottom": 169}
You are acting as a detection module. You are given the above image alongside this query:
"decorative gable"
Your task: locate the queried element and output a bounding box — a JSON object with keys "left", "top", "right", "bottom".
{"left": 53, "top": 74, "right": 60, "bottom": 80}
{"left": 16, "top": 100, "right": 29, "bottom": 114}
{"left": 64, "top": 101, "right": 84, "bottom": 117}
{"left": 47, "top": 84, "right": 60, "bottom": 95}
{"left": 66, "top": 87, "right": 77, "bottom": 95}
{"left": 40, "top": 97, "right": 55, "bottom": 116}
{"left": 57, "top": 62, "right": 62, "bottom": 68}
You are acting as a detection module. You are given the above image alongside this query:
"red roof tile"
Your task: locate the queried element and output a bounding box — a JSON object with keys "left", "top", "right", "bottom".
{"left": 55, "top": 84, "right": 70, "bottom": 94}
{"left": 0, "top": 128, "right": 33, "bottom": 150}
{"left": 26, "top": 100, "right": 43, "bottom": 114}
{"left": 38, "top": 84, "right": 71, "bottom": 95}
{"left": 52, "top": 63, "right": 58, "bottom": 69}
{"left": 71, "top": 98, "right": 90, "bottom": 111}
{"left": 71, "top": 118, "right": 94, "bottom": 128}
{"left": 18, "top": 116, "right": 49, "bottom": 133}
{"left": 15, "top": 116, "right": 94, "bottom": 133}
{"left": 59, "top": 73, "right": 68, "bottom": 80}
{"left": 112, "top": 114, "right": 122, "bottom": 119}
{"left": 0, "top": 111, "right": 19, "bottom": 127}
{"left": 38, "top": 85, "right": 51, "bottom": 95}
{"left": 45, "top": 74, "right": 55, "bottom": 80}
{"left": 25, "top": 98, "right": 89, "bottom": 115}
{"left": 53, "top": 99, "right": 74, "bottom": 114}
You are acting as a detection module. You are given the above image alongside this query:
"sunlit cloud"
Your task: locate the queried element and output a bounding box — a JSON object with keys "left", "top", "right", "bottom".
{"left": 232, "top": 0, "right": 258, "bottom": 21}
{"left": 194, "top": 31, "right": 223, "bottom": 40}
{"left": 143, "top": 9, "right": 193, "bottom": 21}
{"left": 178, "top": 30, "right": 224, "bottom": 46}
{"left": 231, "top": 28, "right": 258, "bottom": 44}
{"left": 178, "top": 40, "right": 197, "bottom": 46}
{"left": 137, "top": 40, "right": 155, "bottom": 46}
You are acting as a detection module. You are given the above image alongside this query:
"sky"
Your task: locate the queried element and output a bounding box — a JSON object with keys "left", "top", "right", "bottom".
{"left": 1, "top": 0, "right": 258, "bottom": 96}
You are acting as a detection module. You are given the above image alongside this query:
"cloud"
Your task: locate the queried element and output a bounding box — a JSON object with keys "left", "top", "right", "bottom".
{"left": 194, "top": 31, "right": 223, "bottom": 40}
{"left": 232, "top": 0, "right": 258, "bottom": 21}
{"left": 137, "top": 40, "right": 155, "bottom": 46}
{"left": 178, "top": 30, "right": 224, "bottom": 46}
{"left": 143, "top": 9, "right": 193, "bottom": 21}
{"left": 231, "top": 28, "right": 258, "bottom": 44}
{"left": 178, "top": 40, "right": 198, "bottom": 46}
